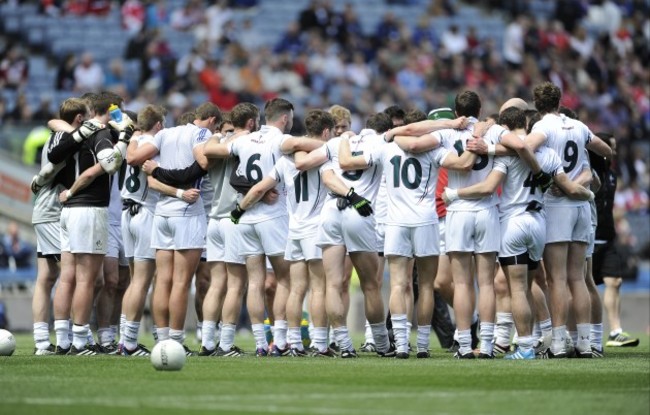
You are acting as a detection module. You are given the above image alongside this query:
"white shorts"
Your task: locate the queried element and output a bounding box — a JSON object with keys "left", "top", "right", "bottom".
{"left": 206, "top": 217, "right": 245, "bottom": 264}
{"left": 35, "top": 221, "right": 61, "bottom": 256}
{"left": 151, "top": 215, "right": 207, "bottom": 250}
{"left": 122, "top": 208, "right": 155, "bottom": 261}
{"left": 60, "top": 206, "right": 108, "bottom": 254}
{"left": 586, "top": 225, "right": 597, "bottom": 259}
{"left": 438, "top": 217, "right": 447, "bottom": 255}
{"left": 445, "top": 207, "right": 500, "bottom": 253}
{"left": 545, "top": 204, "right": 591, "bottom": 244}
{"left": 376, "top": 222, "right": 385, "bottom": 253}
{"left": 316, "top": 201, "right": 377, "bottom": 253}
{"left": 285, "top": 234, "right": 322, "bottom": 262}
{"left": 106, "top": 222, "right": 127, "bottom": 266}
{"left": 499, "top": 212, "right": 546, "bottom": 262}
{"left": 232, "top": 216, "right": 288, "bottom": 257}
{"left": 384, "top": 223, "right": 440, "bottom": 258}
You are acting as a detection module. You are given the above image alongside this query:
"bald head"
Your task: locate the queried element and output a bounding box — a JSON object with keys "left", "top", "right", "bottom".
{"left": 500, "top": 98, "right": 528, "bottom": 114}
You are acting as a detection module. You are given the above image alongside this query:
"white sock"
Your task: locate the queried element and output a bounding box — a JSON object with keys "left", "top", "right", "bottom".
{"left": 532, "top": 322, "right": 541, "bottom": 339}
{"left": 169, "top": 329, "right": 184, "bottom": 343}
{"left": 201, "top": 321, "right": 217, "bottom": 351}
{"left": 54, "top": 319, "right": 71, "bottom": 350}
{"left": 328, "top": 327, "right": 335, "bottom": 346}
{"left": 333, "top": 326, "right": 353, "bottom": 352}
{"left": 416, "top": 325, "right": 431, "bottom": 352}
{"left": 312, "top": 327, "right": 328, "bottom": 352}
{"left": 308, "top": 320, "right": 314, "bottom": 341}
{"left": 72, "top": 324, "right": 88, "bottom": 349}
{"left": 495, "top": 312, "right": 513, "bottom": 346}
{"left": 252, "top": 323, "right": 268, "bottom": 350}
{"left": 123, "top": 321, "right": 140, "bottom": 351}
{"left": 215, "top": 321, "right": 222, "bottom": 345}
{"left": 551, "top": 325, "right": 567, "bottom": 354}
{"left": 569, "top": 330, "right": 578, "bottom": 346}
{"left": 364, "top": 320, "right": 374, "bottom": 344}
{"left": 390, "top": 314, "right": 408, "bottom": 354}
{"left": 518, "top": 335, "right": 535, "bottom": 353}
{"left": 288, "top": 327, "right": 303, "bottom": 350}
{"left": 156, "top": 327, "right": 170, "bottom": 342}
{"left": 219, "top": 323, "right": 236, "bottom": 351}
{"left": 591, "top": 323, "right": 603, "bottom": 350}
{"left": 86, "top": 326, "right": 95, "bottom": 346}
{"left": 453, "top": 328, "right": 459, "bottom": 342}
{"left": 576, "top": 323, "right": 590, "bottom": 352}
{"left": 119, "top": 314, "right": 126, "bottom": 345}
{"left": 33, "top": 322, "right": 50, "bottom": 349}
{"left": 109, "top": 325, "right": 118, "bottom": 342}
{"left": 479, "top": 322, "right": 495, "bottom": 355}
{"left": 610, "top": 327, "right": 622, "bottom": 337}
{"left": 370, "top": 322, "right": 390, "bottom": 353}
{"left": 458, "top": 329, "right": 472, "bottom": 354}
{"left": 273, "top": 320, "right": 288, "bottom": 350}
{"left": 97, "top": 328, "right": 113, "bottom": 346}
{"left": 196, "top": 321, "right": 203, "bottom": 342}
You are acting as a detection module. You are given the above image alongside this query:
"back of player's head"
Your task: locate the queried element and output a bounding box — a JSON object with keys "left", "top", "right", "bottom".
{"left": 99, "top": 90, "right": 124, "bottom": 108}
{"left": 218, "top": 112, "right": 233, "bottom": 133}
{"left": 383, "top": 105, "right": 406, "bottom": 127}
{"left": 558, "top": 106, "right": 578, "bottom": 120}
{"left": 59, "top": 98, "right": 88, "bottom": 124}
{"left": 499, "top": 97, "right": 528, "bottom": 114}
{"left": 365, "top": 112, "right": 392, "bottom": 134}
{"left": 498, "top": 107, "right": 526, "bottom": 131}
{"left": 231, "top": 102, "right": 260, "bottom": 129}
{"left": 137, "top": 105, "right": 166, "bottom": 132}
{"left": 404, "top": 109, "right": 427, "bottom": 125}
{"left": 428, "top": 107, "right": 455, "bottom": 120}
{"left": 526, "top": 111, "right": 542, "bottom": 134}
{"left": 91, "top": 95, "right": 113, "bottom": 116}
{"left": 305, "top": 109, "right": 335, "bottom": 137}
{"left": 79, "top": 92, "right": 99, "bottom": 109}
{"left": 533, "top": 82, "right": 561, "bottom": 114}
{"left": 454, "top": 90, "right": 481, "bottom": 118}
{"left": 195, "top": 102, "right": 222, "bottom": 123}
{"left": 329, "top": 104, "right": 351, "bottom": 124}
{"left": 264, "top": 98, "right": 294, "bottom": 122}
{"left": 177, "top": 111, "right": 195, "bottom": 125}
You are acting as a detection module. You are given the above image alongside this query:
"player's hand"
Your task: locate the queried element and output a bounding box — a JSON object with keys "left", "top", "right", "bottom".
{"left": 472, "top": 119, "right": 495, "bottom": 138}
{"left": 534, "top": 170, "right": 554, "bottom": 193}
{"left": 442, "top": 187, "right": 459, "bottom": 205}
{"left": 261, "top": 188, "right": 279, "bottom": 205}
{"left": 548, "top": 184, "right": 564, "bottom": 197}
{"left": 108, "top": 113, "right": 133, "bottom": 132}
{"left": 118, "top": 124, "right": 136, "bottom": 144}
{"left": 230, "top": 203, "right": 246, "bottom": 224}
{"left": 346, "top": 188, "right": 373, "bottom": 217}
{"left": 181, "top": 188, "right": 200, "bottom": 204}
{"left": 451, "top": 116, "right": 469, "bottom": 130}
{"left": 72, "top": 119, "right": 105, "bottom": 142}
{"left": 59, "top": 189, "right": 71, "bottom": 203}
{"left": 466, "top": 138, "right": 487, "bottom": 154}
{"left": 142, "top": 160, "right": 159, "bottom": 175}
{"left": 31, "top": 175, "right": 43, "bottom": 195}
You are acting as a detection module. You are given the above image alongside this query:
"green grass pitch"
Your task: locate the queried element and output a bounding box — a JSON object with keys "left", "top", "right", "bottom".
{"left": 1, "top": 333, "right": 649, "bottom": 415}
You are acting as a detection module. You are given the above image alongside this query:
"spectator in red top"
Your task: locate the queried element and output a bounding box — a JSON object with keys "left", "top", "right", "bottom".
{"left": 122, "top": 0, "right": 145, "bottom": 35}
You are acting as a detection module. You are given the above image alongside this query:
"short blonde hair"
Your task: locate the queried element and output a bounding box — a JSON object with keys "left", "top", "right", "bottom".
{"left": 328, "top": 104, "right": 351, "bottom": 124}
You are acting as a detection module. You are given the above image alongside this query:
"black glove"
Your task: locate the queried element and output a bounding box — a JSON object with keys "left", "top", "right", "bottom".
{"left": 346, "top": 188, "right": 373, "bottom": 217}
{"left": 453, "top": 139, "right": 464, "bottom": 156}
{"left": 118, "top": 124, "right": 136, "bottom": 144}
{"left": 230, "top": 203, "right": 246, "bottom": 224}
{"left": 534, "top": 171, "right": 553, "bottom": 193}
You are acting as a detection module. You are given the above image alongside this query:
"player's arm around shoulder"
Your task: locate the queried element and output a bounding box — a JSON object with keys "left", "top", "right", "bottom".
{"left": 338, "top": 135, "right": 371, "bottom": 170}
{"left": 552, "top": 172, "right": 593, "bottom": 201}
{"left": 203, "top": 132, "right": 233, "bottom": 158}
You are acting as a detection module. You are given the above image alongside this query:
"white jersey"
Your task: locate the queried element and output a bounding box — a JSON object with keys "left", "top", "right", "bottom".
{"left": 532, "top": 113, "right": 593, "bottom": 207}
{"left": 121, "top": 134, "right": 160, "bottom": 214}
{"left": 108, "top": 173, "right": 122, "bottom": 225}
{"left": 367, "top": 142, "right": 449, "bottom": 226}
{"left": 32, "top": 133, "right": 65, "bottom": 224}
{"left": 434, "top": 118, "right": 507, "bottom": 211}
{"left": 375, "top": 176, "right": 388, "bottom": 224}
{"left": 270, "top": 155, "right": 329, "bottom": 239}
{"left": 151, "top": 123, "right": 209, "bottom": 217}
{"left": 228, "top": 125, "right": 288, "bottom": 224}
{"left": 319, "top": 129, "right": 385, "bottom": 203}
{"left": 200, "top": 175, "right": 213, "bottom": 220}
{"left": 494, "top": 143, "right": 564, "bottom": 221}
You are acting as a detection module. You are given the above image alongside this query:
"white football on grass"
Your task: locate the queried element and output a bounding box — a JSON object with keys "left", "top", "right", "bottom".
{"left": 150, "top": 340, "right": 186, "bottom": 371}
{"left": 0, "top": 329, "right": 16, "bottom": 356}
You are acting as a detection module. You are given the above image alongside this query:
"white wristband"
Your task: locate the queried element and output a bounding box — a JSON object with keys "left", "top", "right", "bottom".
{"left": 176, "top": 189, "right": 184, "bottom": 199}
{"left": 66, "top": 190, "right": 73, "bottom": 199}
{"left": 487, "top": 143, "right": 496, "bottom": 156}
{"left": 446, "top": 188, "right": 459, "bottom": 203}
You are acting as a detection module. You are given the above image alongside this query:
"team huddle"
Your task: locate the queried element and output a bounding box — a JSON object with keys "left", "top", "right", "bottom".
{"left": 29, "top": 81, "right": 613, "bottom": 360}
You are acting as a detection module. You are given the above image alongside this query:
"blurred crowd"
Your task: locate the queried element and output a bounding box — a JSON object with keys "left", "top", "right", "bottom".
{"left": 0, "top": 1, "right": 648, "bottom": 221}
